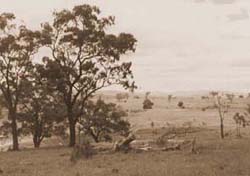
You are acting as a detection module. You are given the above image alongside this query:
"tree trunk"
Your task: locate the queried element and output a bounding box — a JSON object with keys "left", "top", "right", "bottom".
{"left": 113, "top": 134, "right": 135, "bottom": 152}
{"left": 67, "top": 105, "right": 76, "bottom": 147}
{"left": 93, "top": 136, "right": 99, "bottom": 143}
{"left": 33, "top": 130, "right": 42, "bottom": 148}
{"left": 34, "top": 142, "right": 40, "bottom": 148}
{"left": 9, "top": 110, "right": 19, "bottom": 151}
{"left": 33, "top": 136, "right": 41, "bottom": 148}
{"left": 220, "top": 118, "right": 224, "bottom": 139}
{"left": 69, "top": 121, "right": 76, "bottom": 147}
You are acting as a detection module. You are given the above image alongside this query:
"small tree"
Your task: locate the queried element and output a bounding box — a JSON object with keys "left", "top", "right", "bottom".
{"left": 214, "top": 94, "right": 229, "bottom": 139}
{"left": 18, "top": 65, "right": 66, "bottom": 148}
{"left": 233, "top": 112, "right": 246, "bottom": 137}
{"left": 79, "top": 99, "right": 130, "bottom": 143}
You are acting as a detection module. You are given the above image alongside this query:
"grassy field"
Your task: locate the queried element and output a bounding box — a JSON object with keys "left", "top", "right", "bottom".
{"left": 1, "top": 128, "right": 250, "bottom": 176}
{"left": 1, "top": 91, "right": 250, "bottom": 176}
{"left": 101, "top": 92, "right": 249, "bottom": 129}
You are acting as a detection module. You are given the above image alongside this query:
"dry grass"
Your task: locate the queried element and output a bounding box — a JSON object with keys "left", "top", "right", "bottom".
{"left": 101, "top": 93, "right": 250, "bottom": 130}
{"left": 1, "top": 92, "right": 250, "bottom": 176}
{"left": 1, "top": 128, "right": 250, "bottom": 176}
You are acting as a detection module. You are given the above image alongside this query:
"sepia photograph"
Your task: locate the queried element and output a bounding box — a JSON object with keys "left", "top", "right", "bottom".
{"left": 1, "top": 0, "right": 250, "bottom": 175}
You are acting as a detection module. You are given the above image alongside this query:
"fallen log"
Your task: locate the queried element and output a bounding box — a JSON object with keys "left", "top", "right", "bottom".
{"left": 113, "top": 134, "right": 136, "bottom": 152}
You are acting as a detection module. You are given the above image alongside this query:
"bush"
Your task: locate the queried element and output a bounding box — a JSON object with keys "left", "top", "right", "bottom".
{"left": 177, "top": 101, "right": 185, "bottom": 109}
{"left": 201, "top": 96, "right": 209, "bottom": 100}
{"left": 143, "top": 99, "right": 154, "bottom": 109}
{"left": 239, "top": 95, "right": 244, "bottom": 99}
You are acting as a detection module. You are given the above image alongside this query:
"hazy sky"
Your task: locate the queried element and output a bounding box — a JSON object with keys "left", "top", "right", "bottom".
{"left": 1, "top": 0, "right": 250, "bottom": 93}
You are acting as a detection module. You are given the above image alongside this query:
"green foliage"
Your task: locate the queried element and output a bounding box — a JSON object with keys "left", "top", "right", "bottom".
{"left": 79, "top": 99, "right": 130, "bottom": 143}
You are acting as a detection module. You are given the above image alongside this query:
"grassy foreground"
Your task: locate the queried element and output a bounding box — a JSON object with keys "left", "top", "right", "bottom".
{"left": 1, "top": 92, "right": 250, "bottom": 176}
{"left": 1, "top": 128, "right": 250, "bottom": 176}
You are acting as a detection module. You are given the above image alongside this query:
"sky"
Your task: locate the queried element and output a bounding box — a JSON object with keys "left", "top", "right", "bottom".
{"left": 1, "top": 0, "right": 250, "bottom": 93}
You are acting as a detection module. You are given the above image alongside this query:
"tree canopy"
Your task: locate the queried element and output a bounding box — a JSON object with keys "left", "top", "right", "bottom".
{"left": 0, "top": 13, "right": 41, "bottom": 150}
{"left": 39, "top": 4, "right": 137, "bottom": 146}
{"left": 0, "top": 4, "right": 137, "bottom": 149}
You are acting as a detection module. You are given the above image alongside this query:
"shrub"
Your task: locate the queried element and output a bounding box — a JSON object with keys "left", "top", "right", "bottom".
{"left": 177, "top": 101, "right": 185, "bottom": 109}
{"left": 201, "top": 96, "right": 209, "bottom": 100}
{"left": 239, "top": 95, "right": 244, "bottom": 99}
{"left": 143, "top": 99, "right": 154, "bottom": 109}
